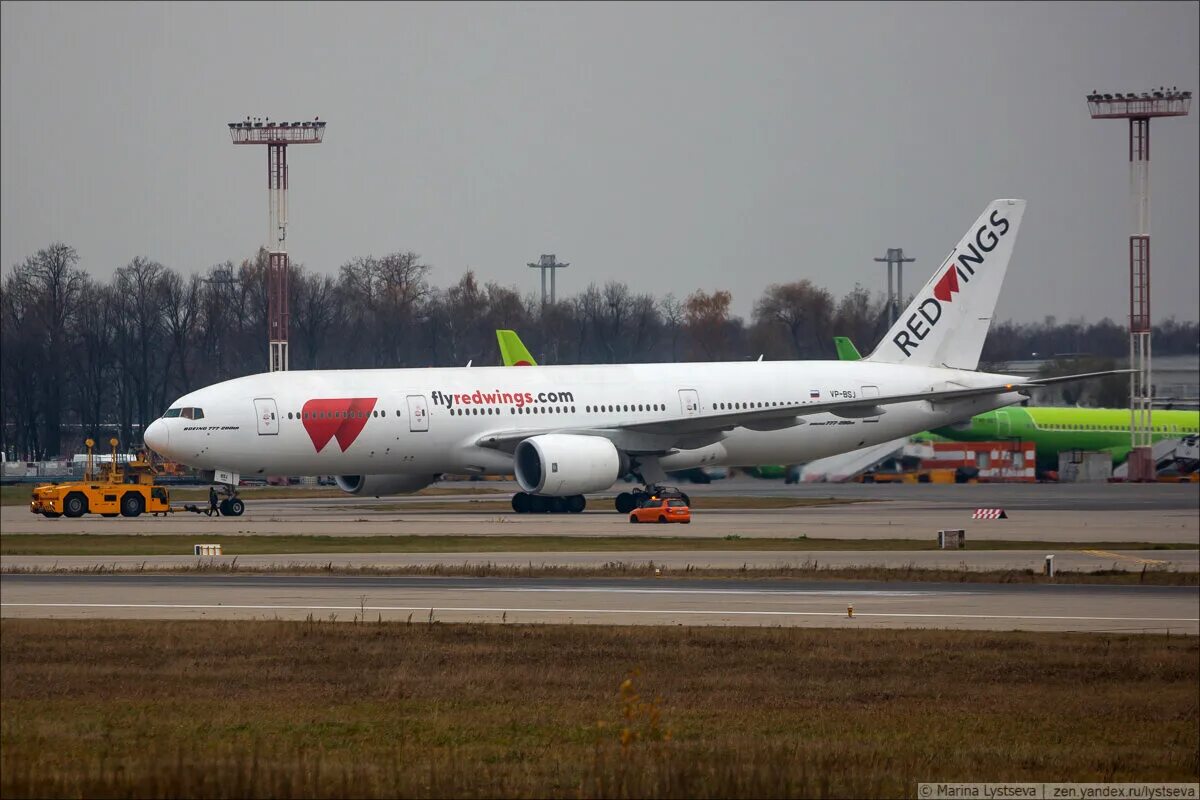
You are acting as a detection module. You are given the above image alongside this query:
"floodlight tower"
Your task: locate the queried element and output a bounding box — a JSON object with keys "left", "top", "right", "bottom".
{"left": 229, "top": 117, "right": 327, "bottom": 371}
{"left": 528, "top": 254, "right": 569, "bottom": 305}
{"left": 872, "top": 247, "right": 916, "bottom": 327}
{"left": 1087, "top": 89, "right": 1191, "bottom": 481}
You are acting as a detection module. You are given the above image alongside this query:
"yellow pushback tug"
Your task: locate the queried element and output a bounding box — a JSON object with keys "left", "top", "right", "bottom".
{"left": 30, "top": 437, "right": 174, "bottom": 518}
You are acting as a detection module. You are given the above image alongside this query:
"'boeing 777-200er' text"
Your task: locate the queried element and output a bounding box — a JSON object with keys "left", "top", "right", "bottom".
{"left": 144, "top": 199, "right": 1118, "bottom": 515}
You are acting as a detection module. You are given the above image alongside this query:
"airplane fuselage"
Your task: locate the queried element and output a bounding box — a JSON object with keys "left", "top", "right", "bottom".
{"left": 149, "top": 360, "right": 1024, "bottom": 480}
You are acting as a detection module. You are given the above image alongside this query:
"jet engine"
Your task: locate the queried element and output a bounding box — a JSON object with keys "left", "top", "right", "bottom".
{"left": 335, "top": 474, "right": 437, "bottom": 497}
{"left": 514, "top": 434, "right": 623, "bottom": 496}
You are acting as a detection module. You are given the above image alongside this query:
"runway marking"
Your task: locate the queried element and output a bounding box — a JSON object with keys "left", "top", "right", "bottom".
{"left": 1082, "top": 549, "right": 1169, "bottom": 566}
{"left": 3, "top": 603, "right": 1196, "bottom": 624}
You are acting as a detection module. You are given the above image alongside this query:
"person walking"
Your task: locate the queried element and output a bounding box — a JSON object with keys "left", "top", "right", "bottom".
{"left": 208, "top": 486, "right": 221, "bottom": 517}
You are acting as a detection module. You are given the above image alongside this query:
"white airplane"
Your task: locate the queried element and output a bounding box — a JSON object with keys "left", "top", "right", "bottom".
{"left": 144, "top": 199, "right": 1113, "bottom": 516}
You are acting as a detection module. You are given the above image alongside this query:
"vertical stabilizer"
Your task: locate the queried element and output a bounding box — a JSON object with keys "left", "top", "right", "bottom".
{"left": 496, "top": 330, "right": 538, "bottom": 366}
{"left": 833, "top": 337, "right": 862, "bottom": 361}
{"left": 865, "top": 199, "right": 1026, "bottom": 370}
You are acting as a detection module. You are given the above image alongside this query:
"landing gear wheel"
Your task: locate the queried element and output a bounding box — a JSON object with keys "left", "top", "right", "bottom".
{"left": 63, "top": 493, "right": 87, "bottom": 518}
{"left": 221, "top": 497, "right": 245, "bottom": 517}
{"left": 528, "top": 495, "right": 549, "bottom": 513}
{"left": 550, "top": 496, "right": 568, "bottom": 514}
{"left": 680, "top": 493, "right": 690, "bottom": 506}
{"left": 120, "top": 493, "right": 144, "bottom": 518}
{"left": 629, "top": 514, "right": 638, "bottom": 524}
{"left": 512, "top": 493, "right": 531, "bottom": 513}
{"left": 567, "top": 495, "right": 586, "bottom": 513}
{"left": 615, "top": 492, "right": 637, "bottom": 514}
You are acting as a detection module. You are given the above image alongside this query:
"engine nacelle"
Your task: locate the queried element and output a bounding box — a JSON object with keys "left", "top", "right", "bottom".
{"left": 335, "top": 474, "right": 436, "bottom": 497}
{"left": 514, "top": 434, "right": 623, "bottom": 496}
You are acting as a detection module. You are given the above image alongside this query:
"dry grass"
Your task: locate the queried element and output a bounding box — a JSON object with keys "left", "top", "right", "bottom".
{"left": 2, "top": 533, "right": 1194, "bottom": 557}
{"left": 1, "top": 619, "right": 1195, "bottom": 798}
{"left": 4, "top": 559, "right": 1196, "bottom": 585}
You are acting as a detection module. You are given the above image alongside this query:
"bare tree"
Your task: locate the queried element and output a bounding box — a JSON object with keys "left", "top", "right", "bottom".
{"left": 339, "top": 252, "right": 430, "bottom": 367}
{"left": 659, "top": 293, "right": 684, "bottom": 362}
{"left": 684, "top": 289, "right": 739, "bottom": 361}
{"left": 4, "top": 244, "right": 87, "bottom": 455}
{"left": 752, "top": 280, "right": 835, "bottom": 359}
{"left": 161, "top": 271, "right": 202, "bottom": 395}
{"left": 113, "top": 256, "right": 174, "bottom": 439}
{"left": 291, "top": 268, "right": 340, "bottom": 370}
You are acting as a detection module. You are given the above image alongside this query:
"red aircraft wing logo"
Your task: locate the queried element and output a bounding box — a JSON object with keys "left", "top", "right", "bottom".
{"left": 301, "top": 398, "right": 378, "bottom": 452}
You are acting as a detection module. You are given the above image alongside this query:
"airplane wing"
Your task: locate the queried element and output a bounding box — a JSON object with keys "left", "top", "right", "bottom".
{"left": 474, "top": 370, "right": 1130, "bottom": 453}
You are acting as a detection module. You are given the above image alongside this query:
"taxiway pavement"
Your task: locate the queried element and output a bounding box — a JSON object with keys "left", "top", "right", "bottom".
{"left": 4, "top": 479, "right": 1197, "bottom": 543}
{"left": 2, "top": 573, "right": 1195, "bottom": 634}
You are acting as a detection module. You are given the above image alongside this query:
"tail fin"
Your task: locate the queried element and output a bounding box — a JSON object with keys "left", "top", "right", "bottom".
{"left": 833, "top": 336, "right": 862, "bottom": 361}
{"left": 865, "top": 199, "right": 1026, "bottom": 370}
{"left": 496, "top": 330, "right": 538, "bottom": 366}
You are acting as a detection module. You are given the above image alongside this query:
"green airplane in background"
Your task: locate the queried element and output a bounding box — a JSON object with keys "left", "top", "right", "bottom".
{"left": 834, "top": 337, "right": 1199, "bottom": 470}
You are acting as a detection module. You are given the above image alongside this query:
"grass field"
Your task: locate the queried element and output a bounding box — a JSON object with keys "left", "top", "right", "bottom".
{"left": 5, "top": 558, "right": 1195, "bottom": 585}
{"left": 1, "top": 619, "right": 1195, "bottom": 798}
{"left": 2, "top": 533, "right": 1194, "bottom": 556}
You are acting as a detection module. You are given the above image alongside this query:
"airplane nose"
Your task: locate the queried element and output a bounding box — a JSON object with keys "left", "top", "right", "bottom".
{"left": 144, "top": 419, "right": 170, "bottom": 454}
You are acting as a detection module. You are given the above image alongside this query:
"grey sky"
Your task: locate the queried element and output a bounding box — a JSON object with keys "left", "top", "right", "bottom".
{"left": 3, "top": 1, "right": 1198, "bottom": 325}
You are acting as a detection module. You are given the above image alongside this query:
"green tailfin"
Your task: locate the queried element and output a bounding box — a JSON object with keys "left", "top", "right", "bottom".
{"left": 834, "top": 336, "right": 862, "bottom": 361}
{"left": 496, "top": 330, "right": 537, "bottom": 366}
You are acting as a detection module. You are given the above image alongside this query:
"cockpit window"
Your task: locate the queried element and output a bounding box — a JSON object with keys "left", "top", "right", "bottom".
{"left": 181, "top": 408, "right": 195, "bottom": 420}
{"left": 164, "top": 408, "right": 182, "bottom": 418}
{"left": 193, "top": 408, "right": 204, "bottom": 420}
{"left": 167, "top": 407, "right": 204, "bottom": 420}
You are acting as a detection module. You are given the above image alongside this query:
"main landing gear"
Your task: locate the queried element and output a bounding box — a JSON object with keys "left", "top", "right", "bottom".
{"left": 511, "top": 493, "right": 587, "bottom": 514}
{"left": 613, "top": 485, "right": 690, "bottom": 514}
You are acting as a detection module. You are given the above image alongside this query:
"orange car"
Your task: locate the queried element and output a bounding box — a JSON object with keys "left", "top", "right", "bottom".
{"left": 629, "top": 497, "right": 691, "bottom": 524}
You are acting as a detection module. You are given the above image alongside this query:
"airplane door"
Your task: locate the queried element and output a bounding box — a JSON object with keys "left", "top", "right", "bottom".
{"left": 997, "top": 410, "right": 1011, "bottom": 437}
{"left": 678, "top": 389, "right": 700, "bottom": 417}
{"left": 407, "top": 395, "right": 429, "bottom": 432}
{"left": 254, "top": 398, "right": 279, "bottom": 435}
{"left": 860, "top": 386, "right": 880, "bottom": 423}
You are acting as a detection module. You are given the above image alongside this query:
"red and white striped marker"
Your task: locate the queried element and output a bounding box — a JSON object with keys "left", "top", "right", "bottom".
{"left": 972, "top": 508, "right": 1009, "bottom": 520}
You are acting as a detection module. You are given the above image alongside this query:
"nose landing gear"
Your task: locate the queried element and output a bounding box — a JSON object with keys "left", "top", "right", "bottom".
{"left": 213, "top": 483, "right": 245, "bottom": 517}
{"left": 218, "top": 495, "right": 246, "bottom": 517}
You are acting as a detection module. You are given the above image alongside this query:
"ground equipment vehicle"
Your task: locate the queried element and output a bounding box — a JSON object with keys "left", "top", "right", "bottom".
{"left": 30, "top": 438, "right": 176, "bottom": 518}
